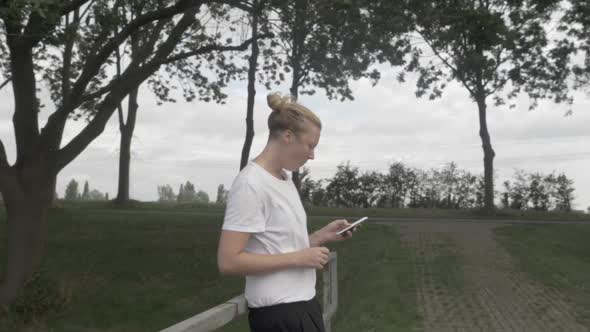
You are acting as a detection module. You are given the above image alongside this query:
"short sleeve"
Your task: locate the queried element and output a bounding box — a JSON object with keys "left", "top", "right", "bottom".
{"left": 222, "top": 182, "right": 266, "bottom": 233}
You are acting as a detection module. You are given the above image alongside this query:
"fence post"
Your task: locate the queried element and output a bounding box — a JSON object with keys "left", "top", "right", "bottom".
{"left": 158, "top": 252, "right": 337, "bottom": 332}
{"left": 322, "top": 252, "right": 338, "bottom": 332}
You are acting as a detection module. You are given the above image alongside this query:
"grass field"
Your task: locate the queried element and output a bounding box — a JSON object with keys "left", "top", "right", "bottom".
{"left": 1, "top": 202, "right": 589, "bottom": 331}
{"left": 0, "top": 204, "right": 421, "bottom": 332}
{"left": 495, "top": 224, "right": 590, "bottom": 327}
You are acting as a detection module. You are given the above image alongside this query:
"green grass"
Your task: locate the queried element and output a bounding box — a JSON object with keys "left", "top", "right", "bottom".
{"left": 495, "top": 224, "right": 590, "bottom": 326}
{"left": 429, "top": 235, "right": 465, "bottom": 295}
{"left": 323, "top": 217, "right": 420, "bottom": 332}
{"left": 0, "top": 206, "right": 420, "bottom": 332}
{"left": 307, "top": 205, "right": 590, "bottom": 221}
{"left": 38, "top": 199, "right": 590, "bottom": 221}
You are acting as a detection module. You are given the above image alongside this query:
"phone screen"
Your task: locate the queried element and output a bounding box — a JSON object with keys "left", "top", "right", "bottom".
{"left": 336, "top": 217, "right": 368, "bottom": 235}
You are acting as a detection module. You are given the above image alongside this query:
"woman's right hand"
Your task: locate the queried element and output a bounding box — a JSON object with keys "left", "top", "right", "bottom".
{"left": 295, "top": 247, "right": 330, "bottom": 269}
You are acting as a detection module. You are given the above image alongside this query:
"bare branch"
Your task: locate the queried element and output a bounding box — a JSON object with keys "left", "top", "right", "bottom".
{"left": 22, "top": 0, "right": 90, "bottom": 47}
{"left": 66, "top": 0, "right": 201, "bottom": 110}
{"left": 60, "top": 0, "right": 92, "bottom": 17}
{"left": 416, "top": 30, "right": 475, "bottom": 97}
{"left": 159, "top": 33, "right": 272, "bottom": 65}
{"left": 115, "top": 32, "right": 125, "bottom": 130}
{"left": 54, "top": 6, "right": 201, "bottom": 170}
{"left": 0, "top": 138, "right": 8, "bottom": 169}
{"left": 217, "top": 0, "right": 254, "bottom": 13}
{"left": 0, "top": 76, "right": 11, "bottom": 90}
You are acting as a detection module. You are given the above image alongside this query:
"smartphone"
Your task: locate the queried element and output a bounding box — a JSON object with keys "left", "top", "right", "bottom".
{"left": 336, "top": 217, "right": 368, "bottom": 236}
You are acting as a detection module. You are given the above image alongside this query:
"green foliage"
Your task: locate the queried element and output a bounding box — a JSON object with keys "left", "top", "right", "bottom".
{"left": 64, "top": 179, "right": 79, "bottom": 201}
{"left": 403, "top": 0, "right": 570, "bottom": 108}
{"left": 560, "top": 0, "right": 590, "bottom": 91}
{"left": 81, "top": 180, "right": 89, "bottom": 200}
{"left": 503, "top": 170, "right": 575, "bottom": 211}
{"left": 177, "top": 181, "right": 196, "bottom": 202}
{"left": 157, "top": 184, "right": 176, "bottom": 203}
{"left": 195, "top": 190, "right": 209, "bottom": 204}
{"left": 216, "top": 184, "right": 228, "bottom": 204}
{"left": 10, "top": 268, "right": 71, "bottom": 323}
{"left": 259, "top": 0, "right": 410, "bottom": 100}
{"left": 325, "top": 161, "right": 361, "bottom": 207}
{"left": 303, "top": 161, "right": 576, "bottom": 211}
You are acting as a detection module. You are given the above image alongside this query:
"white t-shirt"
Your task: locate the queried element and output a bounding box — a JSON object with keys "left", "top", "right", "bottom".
{"left": 222, "top": 160, "right": 316, "bottom": 308}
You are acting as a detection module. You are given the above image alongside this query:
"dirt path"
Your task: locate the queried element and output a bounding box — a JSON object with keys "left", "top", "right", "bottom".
{"left": 397, "top": 221, "right": 588, "bottom": 332}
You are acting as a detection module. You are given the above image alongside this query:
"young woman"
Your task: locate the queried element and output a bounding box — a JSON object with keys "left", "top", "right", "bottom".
{"left": 217, "top": 93, "right": 356, "bottom": 332}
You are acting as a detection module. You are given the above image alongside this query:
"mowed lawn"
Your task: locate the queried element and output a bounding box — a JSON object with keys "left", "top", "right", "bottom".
{"left": 495, "top": 223, "right": 590, "bottom": 327}
{"left": 0, "top": 205, "right": 420, "bottom": 332}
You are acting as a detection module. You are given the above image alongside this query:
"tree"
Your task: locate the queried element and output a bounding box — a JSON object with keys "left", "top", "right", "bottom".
{"left": 554, "top": 173, "right": 575, "bottom": 211}
{"left": 504, "top": 170, "right": 529, "bottom": 210}
{"left": 157, "top": 184, "right": 176, "bottom": 203}
{"left": 89, "top": 189, "right": 106, "bottom": 201}
{"left": 259, "top": 0, "right": 409, "bottom": 191}
{"left": 400, "top": 0, "right": 570, "bottom": 211}
{"left": 309, "top": 180, "right": 327, "bottom": 206}
{"left": 528, "top": 172, "right": 546, "bottom": 210}
{"left": 106, "top": 2, "right": 263, "bottom": 204}
{"left": 0, "top": 0, "right": 256, "bottom": 305}
{"left": 82, "top": 180, "right": 90, "bottom": 200}
{"left": 325, "top": 162, "right": 360, "bottom": 208}
{"left": 64, "top": 179, "right": 80, "bottom": 201}
{"left": 195, "top": 190, "right": 210, "bottom": 203}
{"left": 240, "top": 0, "right": 268, "bottom": 170}
{"left": 355, "top": 171, "right": 383, "bottom": 208}
{"left": 299, "top": 167, "right": 315, "bottom": 204}
{"left": 216, "top": 184, "right": 228, "bottom": 204}
{"left": 500, "top": 169, "right": 575, "bottom": 211}
{"left": 560, "top": 0, "right": 590, "bottom": 93}
{"left": 178, "top": 181, "right": 196, "bottom": 202}
{"left": 380, "top": 162, "right": 411, "bottom": 208}
{"left": 177, "top": 183, "right": 185, "bottom": 202}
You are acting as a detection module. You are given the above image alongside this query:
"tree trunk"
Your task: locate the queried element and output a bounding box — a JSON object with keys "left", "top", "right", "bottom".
{"left": 290, "top": 76, "right": 301, "bottom": 192}
{"left": 240, "top": 1, "right": 260, "bottom": 171}
{"left": 0, "top": 3, "right": 202, "bottom": 307}
{"left": 0, "top": 171, "right": 54, "bottom": 306}
{"left": 476, "top": 96, "right": 496, "bottom": 212}
{"left": 289, "top": 0, "right": 307, "bottom": 193}
{"left": 115, "top": 87, "right": 139, "bottom": 204}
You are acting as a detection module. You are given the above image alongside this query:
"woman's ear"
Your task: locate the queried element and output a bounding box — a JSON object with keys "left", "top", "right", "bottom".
{"left": 282, "top": 129, "right": 295, "bottom": 144}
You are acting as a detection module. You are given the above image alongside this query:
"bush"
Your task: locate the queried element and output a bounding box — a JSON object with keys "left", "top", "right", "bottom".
{"left": 10, "top": 269, "right": 72, "bottom": 323}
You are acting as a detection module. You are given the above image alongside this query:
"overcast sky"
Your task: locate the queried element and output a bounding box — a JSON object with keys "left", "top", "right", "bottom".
{"left": 1, "top": 67, "right": 589, "bottom": 210}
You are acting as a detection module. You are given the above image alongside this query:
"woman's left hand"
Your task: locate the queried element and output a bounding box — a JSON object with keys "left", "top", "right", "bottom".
{"left": 319, "top": 219, "right": 358, "bottom": 243}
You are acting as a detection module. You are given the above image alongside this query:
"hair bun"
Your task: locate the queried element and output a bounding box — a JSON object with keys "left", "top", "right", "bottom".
{"left": 267, "top": 93, "right": 290, "bottom": 113}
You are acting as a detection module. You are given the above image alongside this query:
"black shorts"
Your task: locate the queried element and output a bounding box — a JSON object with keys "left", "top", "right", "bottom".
{"left": 248, "top": 297, "right": 326, "bottom": 332}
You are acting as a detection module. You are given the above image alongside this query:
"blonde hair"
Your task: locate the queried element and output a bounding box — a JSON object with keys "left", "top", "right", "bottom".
{"left": 266, "top": 93, "right": 322, "bottom": 138}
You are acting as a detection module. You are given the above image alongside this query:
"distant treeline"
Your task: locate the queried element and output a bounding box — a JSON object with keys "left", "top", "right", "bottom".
{"left": 157, "top": 181, "right": 228, "bottom": 204}
{"left": 60, "top": 179, "right": 109, "bottom": 201}
{"left": 299, "top": 162, "right": 576, "bottom": 212}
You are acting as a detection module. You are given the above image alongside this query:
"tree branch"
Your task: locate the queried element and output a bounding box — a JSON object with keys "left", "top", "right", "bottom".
{"left": 60, "top": 0, "right": 92, "bottom": 17}
{"left": 40, "top": 0, "right": 201, "bottom": 154}
{"left": 115, "top": 33, "right": 126, "bottom": 130}
{"left": 54, "top": 6, "right": 201, "bottom": 170}
{"left": 159, "top": 33, "right": 272, "bottom": 65}
{"left": 416, "top": 30, "right": 475, "bottom": 97}
{"left": 216, "top": 0, "right": 254, "bottom": 13}
{"left": 78, "top": 20, "right": 264, "bottom": 105}
{"left": 0, "top": 138, "right": 9, "bottom": 169}
{"left": 0, "top": 76, "right": 11, "bottom": 90}
{"left": 22, "top": 0, "right": 90, "bottom": 47}
{"left": 66, "top": 0, "right": 199, "bottom": 110}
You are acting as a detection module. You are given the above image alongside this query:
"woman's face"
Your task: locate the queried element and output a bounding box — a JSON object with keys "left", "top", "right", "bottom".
{"left": 281, "top": 122, "right": 321, "bottom": 172}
